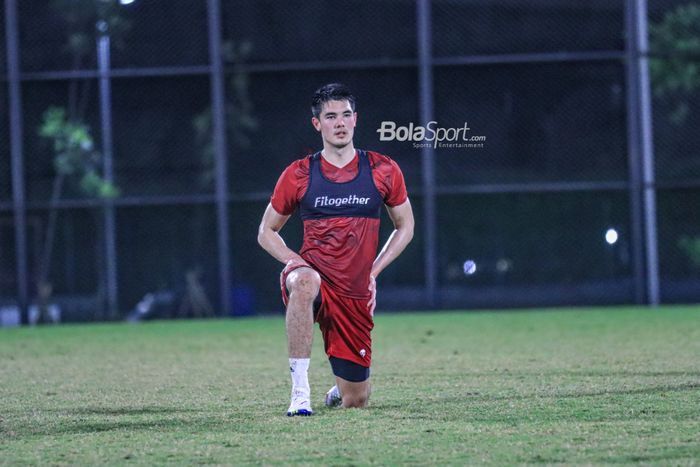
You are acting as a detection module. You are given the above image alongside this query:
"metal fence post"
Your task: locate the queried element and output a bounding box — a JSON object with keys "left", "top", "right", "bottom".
{"left": 5, "top": 0, "right": 30, "bottom": 324}
{"left": 97, "top": 27, "right": 120, "bottom": 318}
{"left": 417, "top": 0, "right": 438, "bottom": 308}
{"left": 207, "top": 0, "right": 233, "bottom": 316}
{"left": 625, "top": 0, "right": 660, "bottom": 305}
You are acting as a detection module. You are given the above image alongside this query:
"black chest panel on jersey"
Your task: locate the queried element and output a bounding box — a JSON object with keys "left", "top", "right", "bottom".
{"left": 299, "top": 150, "right": 383, "bottom": 220}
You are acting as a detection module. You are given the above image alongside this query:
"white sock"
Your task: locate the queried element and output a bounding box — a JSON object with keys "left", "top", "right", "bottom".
{"left": 289, "top": 358, "right": 310, "bottom": 398}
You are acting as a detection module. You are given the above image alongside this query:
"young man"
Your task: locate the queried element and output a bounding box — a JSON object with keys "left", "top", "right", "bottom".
{"left": 257, "top": 83, "right": 414, "bottom": 416}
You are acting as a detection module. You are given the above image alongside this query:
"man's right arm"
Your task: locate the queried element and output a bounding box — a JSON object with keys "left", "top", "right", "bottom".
{"left": 257, "top": 203, "right": 308, "bottom": 267}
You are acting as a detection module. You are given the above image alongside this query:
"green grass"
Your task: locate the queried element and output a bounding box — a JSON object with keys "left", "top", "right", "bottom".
{"left": 1, "top": 306, "right": 700, "bottom": 465}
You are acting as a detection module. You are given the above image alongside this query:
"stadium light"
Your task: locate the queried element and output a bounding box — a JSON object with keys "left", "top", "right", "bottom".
{"left": 119, "top": 0, "right": 136, "bottom": 5}
{"left": 463, "top": 260, "right": 477, "bottom": 276}
{"left": 605, "top": 228, "right": 619, "bottom": 245}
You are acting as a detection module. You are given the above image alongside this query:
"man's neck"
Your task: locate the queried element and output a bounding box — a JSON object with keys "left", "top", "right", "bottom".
{"left": 321, "top": 144, "right": 356, "bottom": 168}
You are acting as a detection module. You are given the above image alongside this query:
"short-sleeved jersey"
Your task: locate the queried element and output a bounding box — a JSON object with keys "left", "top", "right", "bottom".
{"left": 271, "top": 150, "right": 408, "bottom": 298}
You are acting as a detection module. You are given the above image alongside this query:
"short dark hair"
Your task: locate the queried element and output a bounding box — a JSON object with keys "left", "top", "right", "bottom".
{"left": 311, "top": 83, "right": 356, "bottom": 118}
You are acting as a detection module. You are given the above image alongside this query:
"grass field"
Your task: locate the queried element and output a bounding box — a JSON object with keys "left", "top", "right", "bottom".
{"left": 1, "top": 306, "right": 699, "bottom": 465}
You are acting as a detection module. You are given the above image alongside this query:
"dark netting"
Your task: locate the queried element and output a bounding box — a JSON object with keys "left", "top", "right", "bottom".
{"left": 20, "top": 0, "right": 101, "bottom": 72}
{"left": 649, "top": 0, "right": 698, "bottom": 25}
{"left": 648, "top": 1, "right": 700, "bottom": 182}
{"left": 374, "top": 194, "right": 426, "bottom": 310}
{"left": 116, "top": 205, "right": 221, "bottom": 318}
{"left": 22, "top": 79, "right": 102, "bottom": 202}
{"left": 433, "top": 61, "right": 628, "bottom": 186}
{"left": 222, "top": 0, "right": 416, "bottom": 64}
{"left": 435, "top": 191, "right": 634, "bottom": 307}
{"left": 377, "top": 195, "right": 425, "bottom": 287}
{"left": 432, "top": 0, "right": 624, "bottom": 57}
{"left": 111, "top": 76, "right": 213, "bottom": 197}
{"left": 653, "top": 88, "right": 700, "bottom": 181}
{"left": 657, "top": 188, "right": 700, "bottom": 302}
{"left": 0, "top": 0, "right": 5, "bottom": 73}
{"left": 6, "top": 1, "right": 697, "bottom": 321}
{"left": 18, "top": 0, "right": 208, "bottom": 72}
{"left": 226, "top": 68, "right": 421, "bottom": 195}
{"left": 25, "top": 208, "right": 102, "bottom": 321}
{"left": 229, "top": 200, "right": 285, "bottom": 314}
{"left": 649, "top": 0, "right": 700, "bottom": 302}
{"left": 110, "top": 0, "right": 209, "bottom": 69}
{"left": 0, "top": 86, "right": 10, "bottom": 201}
{"left": 0, "top": 214, "right": 17, "bottom": 296}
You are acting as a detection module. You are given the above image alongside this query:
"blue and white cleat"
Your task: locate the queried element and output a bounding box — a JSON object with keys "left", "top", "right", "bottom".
{"left": 287, "top": 395, "right": 313, "bottom": 417}
{"left": 325, "top": 385, "right": 342, "bottom": 408}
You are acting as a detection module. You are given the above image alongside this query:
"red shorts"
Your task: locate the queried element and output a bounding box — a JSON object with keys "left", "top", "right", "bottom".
{"left": 281, "top": 265, "right": 374, "bottom": 367}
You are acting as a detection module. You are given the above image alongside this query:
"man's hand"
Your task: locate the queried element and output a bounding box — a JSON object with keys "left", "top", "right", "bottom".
{"left": 367, "top": 274, "right": 377, "bottom": 316}
{"left": 283, "top": 256, "right": 310, "bottom": 273}
{"left": 279, "top": 256, "right": 312, "bottom": 297}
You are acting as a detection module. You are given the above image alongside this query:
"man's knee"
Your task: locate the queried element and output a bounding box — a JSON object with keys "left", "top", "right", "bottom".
{"left": 342, "top": 386, "right": 370, "bottom": 408}
{"left": 286, "top": 268, "right": 321, "bottom": 302}
{"left": 342, "top": 393, "right": 369, "bottom": 408}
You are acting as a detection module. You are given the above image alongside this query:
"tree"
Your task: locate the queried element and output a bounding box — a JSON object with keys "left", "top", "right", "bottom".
{"left": 32, "top": 1, "right": 128, "bottom": 323}
{"left": 189, "top": 40, "right": 258, "bottom": 316}
{"left": 649, "top": 3, "right": 700, "bottom": 274}
{"left": 649, "top": 2, "right": 700, "bottom": 124}
{"left": 193, "top": 39, "right": 258, "bottom": 190}
{"left": 36, "top": 109, "right": 119, "bottom": 323}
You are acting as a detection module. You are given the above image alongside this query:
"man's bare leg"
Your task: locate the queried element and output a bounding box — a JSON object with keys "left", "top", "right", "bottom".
{"left": 285, "top": 267, "right": 320, "bottom": 416}
{"left": 335, "top": 377, "right": 371, "bottom": 408}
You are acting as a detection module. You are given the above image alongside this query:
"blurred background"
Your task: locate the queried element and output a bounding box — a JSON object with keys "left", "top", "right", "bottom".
{"left": 1, "top": 0, "right": 699, "bottom": 324}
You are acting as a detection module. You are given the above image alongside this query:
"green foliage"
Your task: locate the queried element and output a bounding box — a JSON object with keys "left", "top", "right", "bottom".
{"left": 649, "top": 3, "right": 700, "bottom": 124}
{"left": 39, "top": 106, "right": 120, "bottom": 199}
{"left": 1, "top": 308, "right": 699, "bottom": 464}
{"left": 678, "top": 235, "right": 700, "bottom": 269}
{"left": 194, "top": 40, "right": 258, "bottom": 189}
{"left": 221, "top": 40, "right": 258, "bottom": 149}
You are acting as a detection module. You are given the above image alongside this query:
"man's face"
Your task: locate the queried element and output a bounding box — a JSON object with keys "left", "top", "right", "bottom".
{"left": 312, "top": 99, "right": 357, "bottom": 149}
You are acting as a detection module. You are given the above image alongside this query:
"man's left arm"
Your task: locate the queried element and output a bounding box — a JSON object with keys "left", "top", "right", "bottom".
{"left": 367, "top": 199, "right": 415, "bottom": 314}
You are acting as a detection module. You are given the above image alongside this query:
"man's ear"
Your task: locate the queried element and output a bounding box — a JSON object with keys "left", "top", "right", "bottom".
{"left": 311, "top": 116, "right": 321, "bottom": 131}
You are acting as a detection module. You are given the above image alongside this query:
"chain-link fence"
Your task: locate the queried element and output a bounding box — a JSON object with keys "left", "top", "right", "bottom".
{"left": 650, "top": 0, "right": 700, "bottom": 302}
{"left": 0, "top": 87, "right": 9, "bottom": 203}
{"left": 2, "top": 0, "right": 699, "bottom": 324}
